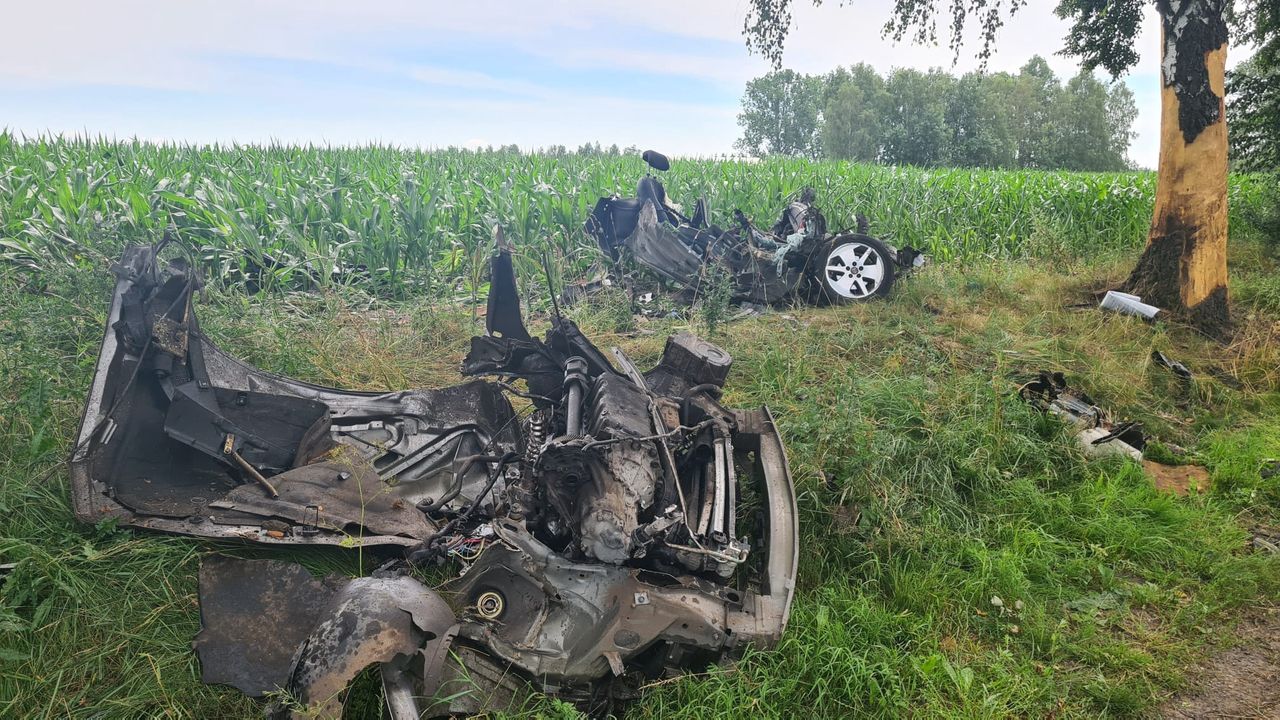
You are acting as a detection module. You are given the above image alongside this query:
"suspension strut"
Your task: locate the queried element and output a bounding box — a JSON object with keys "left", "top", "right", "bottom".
{"left": 562, "top": 356, "right": 588, "bottom": 438}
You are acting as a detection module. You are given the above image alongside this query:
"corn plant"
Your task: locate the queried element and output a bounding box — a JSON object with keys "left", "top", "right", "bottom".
{"left": 0, "top": 132, "right": 1267, "bottom": 296}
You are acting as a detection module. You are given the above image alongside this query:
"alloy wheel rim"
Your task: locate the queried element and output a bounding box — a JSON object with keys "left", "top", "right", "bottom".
{"left": 825, "top": 242, "right": 884, "bottom": 299}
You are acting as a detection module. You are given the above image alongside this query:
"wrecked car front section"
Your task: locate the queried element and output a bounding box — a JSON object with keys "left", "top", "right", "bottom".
{"left": 71, "top": 237, "right": 798, "bottom": 717}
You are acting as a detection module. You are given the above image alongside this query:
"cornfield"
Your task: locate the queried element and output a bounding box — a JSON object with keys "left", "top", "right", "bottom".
{"left": 0, "top": 133, "right": 1267, "bottom": 296}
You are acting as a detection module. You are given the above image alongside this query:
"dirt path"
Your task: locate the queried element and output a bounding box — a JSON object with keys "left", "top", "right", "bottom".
{"left": 1160, "top": 606, "right": 1280, "bottom": 719}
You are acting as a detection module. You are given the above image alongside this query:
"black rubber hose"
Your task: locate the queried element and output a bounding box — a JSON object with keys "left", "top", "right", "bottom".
{"left": 680, "top": 384, "right": 723, "bottom": 426}
{"left": 417, "top": 453, "right": 513, "bottom": 514}
{"left": 409, "top": 452, "right": 518, "bottom": 565}
{"left": 455, "top": 452, "right": 517, "bottom": 524}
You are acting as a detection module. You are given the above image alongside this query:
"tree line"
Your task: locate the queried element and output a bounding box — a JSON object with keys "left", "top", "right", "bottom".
{"left": 736, "top": 57, "right": 1138, "bottom": 172}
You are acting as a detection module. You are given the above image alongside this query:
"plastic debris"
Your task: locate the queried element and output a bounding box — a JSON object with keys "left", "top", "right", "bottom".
{"left": 1100, "top": 290, "right": 1161, "bottom": 319}
{"left": 1152, "top": 350, "right": 1193, "bottom": 380}
{"left": 1018, "top": 371, "right": 1146, "bottom": 461}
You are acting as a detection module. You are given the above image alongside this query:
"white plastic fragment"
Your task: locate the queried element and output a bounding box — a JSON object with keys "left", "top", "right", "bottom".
{"left": 1100, "top": 290, "right": 1161, "bottom": 319}
{"left": 1078, "top": 426, "right": 1144, "bottom": 461}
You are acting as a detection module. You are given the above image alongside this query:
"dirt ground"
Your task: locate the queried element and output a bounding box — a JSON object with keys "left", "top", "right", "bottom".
{"left": 1144, "top": 460, "right": 1212, "bottom": 496}
{"left": 1160, "top": 606, "right": 1280, "bottom": 719}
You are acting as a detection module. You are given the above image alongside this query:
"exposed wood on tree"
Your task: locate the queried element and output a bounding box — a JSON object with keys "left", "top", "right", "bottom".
{"left": 1124, "top": 1, "right": 1230, "bottom": 335}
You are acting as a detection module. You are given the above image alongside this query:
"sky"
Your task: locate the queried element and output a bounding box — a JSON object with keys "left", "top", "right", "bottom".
{"left": 0, "top": 0, "right": 1191, "bottom": 168}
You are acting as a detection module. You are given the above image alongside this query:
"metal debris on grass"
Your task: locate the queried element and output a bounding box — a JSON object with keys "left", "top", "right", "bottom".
{"left": 70, "top": 232, "right": 800, "bottom": 718}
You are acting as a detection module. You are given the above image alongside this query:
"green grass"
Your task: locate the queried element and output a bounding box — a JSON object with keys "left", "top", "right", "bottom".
{"left": 1, "top": 138, "right": 1279, "bottom": 718}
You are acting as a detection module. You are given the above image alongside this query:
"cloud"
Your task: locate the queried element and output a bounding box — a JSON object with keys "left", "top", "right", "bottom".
{"left": 406, "top": 66, "right": 551, "bottom": 98}
{"left": 0, "top": 0, "right": 1180, "bottom": 166}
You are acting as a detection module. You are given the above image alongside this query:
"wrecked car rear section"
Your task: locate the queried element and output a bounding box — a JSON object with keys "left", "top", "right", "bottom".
{"left": 70, "top": 236, "right": 798, "bottom": 717}
{"left": 584, "top": 153, "right": 925, "bottom": 306}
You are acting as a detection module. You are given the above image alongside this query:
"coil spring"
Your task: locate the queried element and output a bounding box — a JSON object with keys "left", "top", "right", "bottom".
{"left": 524, "top": 415, "right": 547, "bottom": 466}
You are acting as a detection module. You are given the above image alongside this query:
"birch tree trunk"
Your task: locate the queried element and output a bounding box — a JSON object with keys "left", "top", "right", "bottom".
{"left": 1124, "top": 0, "right": 1231, "bottom": 335}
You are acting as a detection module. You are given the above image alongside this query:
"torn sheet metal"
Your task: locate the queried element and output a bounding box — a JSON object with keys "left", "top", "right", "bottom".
{"left": 1100, "top": 290, "right": 1161, "bottom": 319}
{"left": 1152, "top": 350, "right": 1193, "bottom": 380}
{"left": 585, "top": 152, "right": 924, "bottom": 306}
{"left": 74, "top": 236, "right": 799, "bottom": 718}
{"left": 1019, "top": 371, "right": 1147, "bottom": 461}
{"left": 69, "top": 248, "right": 518, "bottom": 547}
{"left": 194, "top": 555, "right": 457, "bottom": 719}
{"left": 276, "top": 574, "right": 454, "bottom": 720}
{"left": 194, "top": 557, "right": 345, "bottom": 696}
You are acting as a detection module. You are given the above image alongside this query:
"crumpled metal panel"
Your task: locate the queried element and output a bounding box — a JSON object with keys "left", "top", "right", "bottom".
{"left": 194, "top": 556, "right": 344, "bottom": 696}
{"left": 195, "top": 555, "right": 457, "bottom": 718}
{"left": 210, "top": 450, "right": 438, "bottom": 540}
{"left": 77, "top": 241, "right": 801, "bottom": 719}
{"left": 626, "top": 200, "right": 706, "bottom": 285}
{"left": 277, "top": 574, "right": 455, "bottom": 719}
{"left": 68, "top": 245, "right": 519, "bottom": 546}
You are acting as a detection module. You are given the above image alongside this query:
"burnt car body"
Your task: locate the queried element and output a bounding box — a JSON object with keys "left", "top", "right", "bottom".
{"left": 69, "top": 233, "right": 798, "bottom": 717}
{"left": 585, "top": 151, "right": 924, "bottom": 305}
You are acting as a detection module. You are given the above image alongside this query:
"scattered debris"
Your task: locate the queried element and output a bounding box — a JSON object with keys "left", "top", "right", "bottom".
{"left": 1018, "top": 371, "right": 1146, "bottom": 461}
{"left": 831, "top": 503, "right": 863, "bottom": 535}
{"left": 728, "top": 302, "right": 766, "bottom": 322}
{"left": 1100, "top": 290, "right": 1161, "bottom": 319}
{"left": 71, "top": 235, "right": 800, "bottom": 718}
{"left": 1019, "top": 372, "right": 1215, "bottom": 494}
{"left": 1254, "top": 532, "right": 1280, "bottom": 555}
{"left": 1261, "top": 459, "right": 1279, "bottom": 480}
{"left": 1207, "top": 364, "right": 1245, "bottom": 389}
{"left": 1152, "top": 350, "right": 1194, "bottom": 380}
{"left": 559, "top": 272, "right": 613, "bottom": 306}
{"left": 585, "top": 150, "right": 924, "bottom": 307}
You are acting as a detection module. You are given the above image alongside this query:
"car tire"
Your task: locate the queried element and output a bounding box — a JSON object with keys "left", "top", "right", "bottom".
{"left": 805, "top": 234, "right": 896, "bottom": 305}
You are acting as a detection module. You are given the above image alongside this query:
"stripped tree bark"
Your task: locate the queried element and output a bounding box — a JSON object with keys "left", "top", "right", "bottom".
{"left": 1124, "top": 0, "right": 1231, "bottom": 334}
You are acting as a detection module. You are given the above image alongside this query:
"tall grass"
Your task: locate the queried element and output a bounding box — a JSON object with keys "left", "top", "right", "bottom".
{"left": 4, "top": 249, "right": 1277, "bottom": 718}
{"left": 2, "top": 133, "right": 1267, "bottom": 296}
{"left": 2, "top": 132, "right": 1279, "bottom": 717}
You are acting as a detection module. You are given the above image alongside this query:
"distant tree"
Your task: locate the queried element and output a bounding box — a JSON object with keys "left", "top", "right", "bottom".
{"left": 735, "top": 69, "right": 824, "bottom": 157}
{"left": 1051, "top": 71, "right": 1137, "bottom": 171}
{"left": 743, "top": 0, "right": 1235, "bottom": 332}
{"left": 880, "top": 68, "right": 954, "bottom": 166}
{"left": 1104, "top": 81, "right": 1140, "bottom": 168}
{"left": 1011, "top": 57, "right": 1062, "bottom": 170}
{"left": 945, "top": 71, "right": 1018, "bottom": 168}
{"left": 1228, "top": 3, "right": 1280, "bottom": 251}
{"left": 1228, "top": 57, "right": 1280, "bottom": 171}
{"left": 821, "top": 64, "right": 888, "bottom": 162}
{"left": 739, "top": 55, "right": 1139, "bottom": 171}
{"left": 1227, "top": 1, "right": 1279, "bottom": 171}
